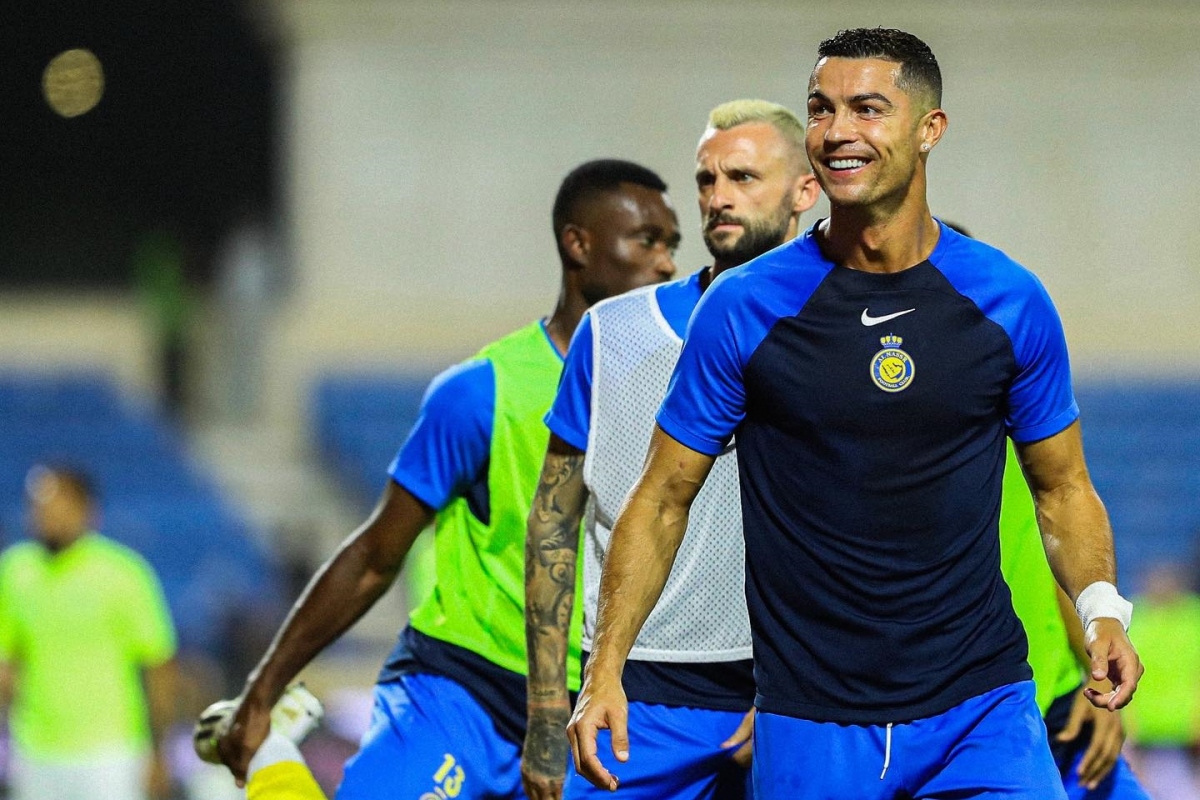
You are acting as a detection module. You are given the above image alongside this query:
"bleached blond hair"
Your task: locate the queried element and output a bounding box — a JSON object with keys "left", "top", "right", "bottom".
{"left": 704, "top": 99, "right": 808, "bottom": 170}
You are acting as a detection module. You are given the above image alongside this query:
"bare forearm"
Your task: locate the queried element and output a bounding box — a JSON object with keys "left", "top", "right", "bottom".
{"left": 525, "top": 446, "right": 587, "bottom": 707}
{"left": 244, "top": 484, "right": 428, "bottom": 706}
{"left": 1036, "top": 481, "right": 1116, "bottom": 602}
{"left": 587, "top": 428, "right": 710, "bottom": 677}
{"left": 245, "top": 534, "right": 399, "bottom": 703}
{"left": 587, "top": 488, "right": 687, "bottom": 674}
{"left": 143, "top": 660, "right": 178, "bottom": 749}
{"left": 1018, "top": 423, "right": 1119, "bottom": 603}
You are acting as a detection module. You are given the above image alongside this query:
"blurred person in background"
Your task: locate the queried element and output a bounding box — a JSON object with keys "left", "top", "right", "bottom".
{"left": 0, "top": 465, "right": 179, "bottom": 800}
{"left": 132, "top": 230, "right": 194, "bottom": 418}
{"left": 213, "top": 158, "right": 679, "bottom": 799}
{"left": 1124, "top": 563, "right": 1200, "bottom": 800}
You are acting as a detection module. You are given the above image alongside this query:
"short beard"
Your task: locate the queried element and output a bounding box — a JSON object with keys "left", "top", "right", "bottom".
{"left": 703, "top": 199, "right": 794, "bottom": 267}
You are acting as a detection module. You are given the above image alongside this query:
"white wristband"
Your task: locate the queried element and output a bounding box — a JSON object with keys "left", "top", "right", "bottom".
{"left": 1075, "top": 581, "right": 1133, "bottom": 632}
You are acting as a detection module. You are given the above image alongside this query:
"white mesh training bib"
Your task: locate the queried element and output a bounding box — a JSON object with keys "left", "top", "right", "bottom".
{"left": 583, "top": 284, "right": 751, "bottom": 662}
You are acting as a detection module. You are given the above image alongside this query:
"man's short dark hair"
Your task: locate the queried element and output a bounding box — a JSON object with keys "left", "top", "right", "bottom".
{"left": 552, "top": 159, "right": 668, "bottom": 245}
{"left": 816, "top": 28, "right": 942, "bottom": 110}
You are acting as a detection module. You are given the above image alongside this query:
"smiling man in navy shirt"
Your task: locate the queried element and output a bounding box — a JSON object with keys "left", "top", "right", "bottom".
{"left": 568, "top": 28, "right": 1143, "bottom": 799}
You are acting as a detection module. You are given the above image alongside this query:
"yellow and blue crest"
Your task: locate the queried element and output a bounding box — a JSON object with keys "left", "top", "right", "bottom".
{"left": 870, "top": 334, "right": 915, "bottom": 393}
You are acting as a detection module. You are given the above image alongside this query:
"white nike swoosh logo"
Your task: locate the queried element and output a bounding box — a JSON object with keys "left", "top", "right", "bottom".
{"left": 861, "top": 308, "right": 916, "bottom": 326}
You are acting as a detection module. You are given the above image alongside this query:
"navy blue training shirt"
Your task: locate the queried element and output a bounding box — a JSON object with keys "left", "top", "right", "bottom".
{"left": 657, "top": 220, "right": 1079, "bottom": 725}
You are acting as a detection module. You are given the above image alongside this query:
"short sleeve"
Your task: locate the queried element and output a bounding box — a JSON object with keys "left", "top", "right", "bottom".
{"left": 656, "top": 277, "right": 749, "bottom": 455}
{"left": 544, "top": 312, "right": 595, "bottom": 452}
{"left": 121, "top": 554, "right": 177, "bottom": 667}
{"left": 1004, "top": 278, "right": 1079, "bottom": 443}
{"left": 388, "top": 359, "right": 494, "bottom": 510}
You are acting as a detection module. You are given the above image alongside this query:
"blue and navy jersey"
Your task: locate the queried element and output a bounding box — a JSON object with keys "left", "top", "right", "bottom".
{"left": 548, "top": 270, "right": 755, "bottom": 710}
{"left": 658, "top": 221, "right": 1078, "bottom": 724}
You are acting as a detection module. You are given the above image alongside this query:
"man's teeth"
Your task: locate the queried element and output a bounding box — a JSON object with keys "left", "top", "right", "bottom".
{"left": 829, "top": 158, "right": 867, "bottom": 169}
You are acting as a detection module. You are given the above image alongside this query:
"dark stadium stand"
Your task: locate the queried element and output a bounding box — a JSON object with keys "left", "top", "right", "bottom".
{"left": 311, "top": 373, "right": 1200, "bottom": 595}
{"left": 0, "top": 370, "right": 282, "bottom": 653}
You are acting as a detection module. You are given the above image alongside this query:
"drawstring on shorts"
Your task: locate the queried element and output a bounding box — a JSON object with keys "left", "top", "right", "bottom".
{"left": 879, "top": 722, "right": 894, "bottom": 780}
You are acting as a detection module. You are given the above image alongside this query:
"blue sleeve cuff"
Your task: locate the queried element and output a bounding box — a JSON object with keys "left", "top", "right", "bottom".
{"left": 1009, "top": 402, "right": 1080, "bottom": 444}
{"left": 545, "top": 410, "right": 589, "bottom": 453}
{"left": 655, "top": 407, "right": 725, "bottom": 457}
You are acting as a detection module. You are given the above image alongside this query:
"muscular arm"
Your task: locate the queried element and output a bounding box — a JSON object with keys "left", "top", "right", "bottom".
{"left": 1016, "top": 420, "right": 1143, "bottom": 709}
{"left": 567, "top": 426, "right": 715, "bottom": 790}
{"left": 522, "top": 434, "right": 589, "bottom": 800}
{"left": 219, "top": 480, "right": 431, "bottom": 783}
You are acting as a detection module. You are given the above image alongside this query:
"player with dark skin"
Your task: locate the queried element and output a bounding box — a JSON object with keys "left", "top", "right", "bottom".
{"left": 216, "top": 167, "right": 679, "bottom": 789}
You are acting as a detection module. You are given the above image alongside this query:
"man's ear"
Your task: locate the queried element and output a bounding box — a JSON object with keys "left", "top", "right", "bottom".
{"left": 560, "top": 223, "right": 589, "bottom": 268}
{"left": 792, "top": 172, "right": 821, "bottom": 215}
{"left": 919, "top": 107, "right": 948, "bottom": 154}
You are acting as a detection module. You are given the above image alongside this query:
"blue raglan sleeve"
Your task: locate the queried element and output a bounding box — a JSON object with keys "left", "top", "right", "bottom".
{"left": 544, "top": 312, "right": 595, "bottom": 452}
{"left": 387, "top": 359, "right": 494, "bottom": 510}
{"left": 656, "top": 276, "right": 749, "bottom": 456}
{"left": 1004, "top": 276, "right": 1080, "bottom": 443}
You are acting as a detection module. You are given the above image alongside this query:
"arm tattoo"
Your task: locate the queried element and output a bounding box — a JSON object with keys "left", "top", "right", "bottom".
{"left": 525, "top": 449, "right": 587, "bottom": 704}
{"left": 523, "top": 703, "right": 571, "bottom": 778}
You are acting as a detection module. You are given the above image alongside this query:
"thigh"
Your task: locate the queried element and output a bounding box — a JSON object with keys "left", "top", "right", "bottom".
{"left": 915, "top": 682, "right": 1066, "bottom": 800}
{"left": 751, "top": 712, "right": 896, "bottom": 800}
{"left": 565, "top": 703, "right": 748, "bottom": 800}
{"left": 336, "top": 673, "right": 524, "bottom": 800}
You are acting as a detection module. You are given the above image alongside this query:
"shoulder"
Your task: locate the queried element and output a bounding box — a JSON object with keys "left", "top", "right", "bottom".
{"left": 0, "top": 542, "right": 38, "bottom": 574}
{"left": 83, "top": 535, "right": 158, "bottom": 577}
{"left": 587, "top": 283, "right": 659, "bottom": 324}
{"left": 423, "top": 358, "right": 495, "bottom": 410}
{"left": 931, "top": 225, "right": 1048, "bottom": 302}
{"left": 711, "top": 234, "right": 830, "bottom": 308}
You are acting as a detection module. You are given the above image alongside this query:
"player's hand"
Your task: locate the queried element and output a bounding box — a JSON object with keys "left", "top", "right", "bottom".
{"left": 720, "top": 708, "right": 755, "bottom": 768}
{"left": 522, "top": 700, "right": 571, "bottom": 800}
{"left": 1082, "top": 618, "right": 1143, "bottom": 711}
{"left": 1057, "top": 682, "right": 1125, "bottom": 789}
{"left": 217, "top": 696, "right": 272, "bottom": 788}
{"left": 566, "top": 671, "right": 628, "bottom": 791}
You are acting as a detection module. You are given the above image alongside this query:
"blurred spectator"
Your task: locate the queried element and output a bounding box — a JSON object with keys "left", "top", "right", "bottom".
{"left": 1125, "top": 562, "right": 1200, "bottom": 800}
{"left": 0, "top": 465, "right": 179, "bottom": 800}
{"left": 132, "top": 230, "right": 194, "bottom": 417}
{"left": 213, "top": 206, "right": 284, "bottom": 422}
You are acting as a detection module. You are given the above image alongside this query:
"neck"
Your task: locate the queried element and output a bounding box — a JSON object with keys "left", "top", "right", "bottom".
{"left": 543, "top": 286, "right": 588, "bottom": 356}
{"left": 819, "top": 200, "right": 939, "bottom": 274}
{"left": 39, "top": 531, "right": 86, "bottom": 555}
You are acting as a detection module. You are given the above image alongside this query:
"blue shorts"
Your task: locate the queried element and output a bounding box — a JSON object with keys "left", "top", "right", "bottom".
{"left": 566, "top": 701, "right": 751, "bottom": 800}
{"left": 1059, "top": 749, "right": 1149, "bottom": 800}
{"left": 337, "top": 672, "right": 527, "bottom": 800}
{"left": 752, "top": 681, "right": 1066, "bottom": 799}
